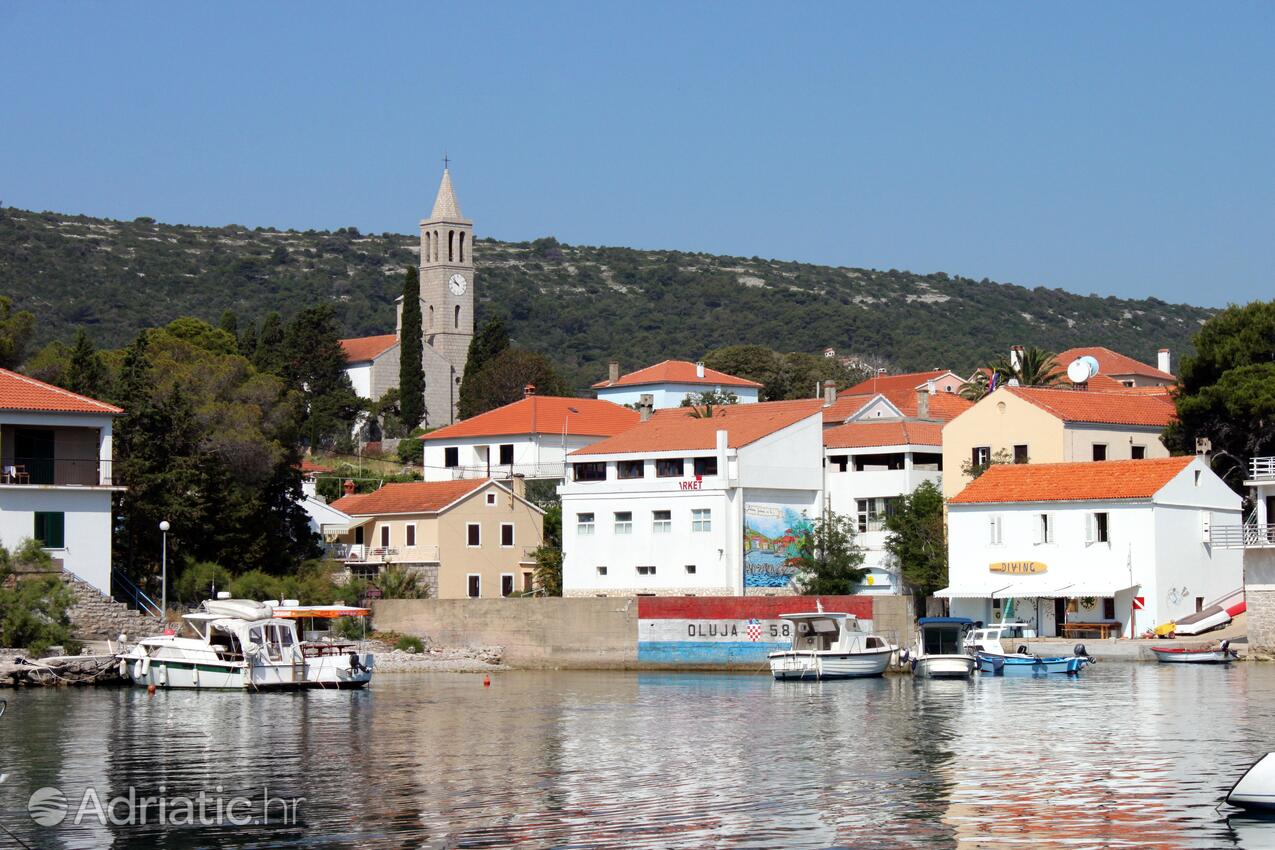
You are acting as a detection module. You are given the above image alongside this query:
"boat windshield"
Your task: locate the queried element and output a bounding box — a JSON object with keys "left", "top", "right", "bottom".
{"left": 923, "top": 626, "right": 962, "bottom": 655}
{"left": 792, "top": 618, "right": 841, "bottom": 651}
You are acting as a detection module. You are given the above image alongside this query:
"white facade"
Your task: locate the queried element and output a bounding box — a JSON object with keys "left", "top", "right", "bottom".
{"left": 596, "top": 383, "right": 760, "bottom": 410}
{"left": 944, "top": 459, "right": 1242, "bottom": 637}
{"left": 0, "top": 410, "right": 121, "bottom": 595}
{"left": 345, "top": 362, "right": 373, "bottom": 400}
{"left": 422, "top": 433, "right": 606, "bottom": 482}
{"left": 824, "top": 443, "right": 943, "bottom": 594}
{"left": 560, "top": 414, "right": 823, "bottom": 596}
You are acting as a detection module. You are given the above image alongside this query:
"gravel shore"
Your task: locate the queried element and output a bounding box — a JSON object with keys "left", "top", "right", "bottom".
{"left": 365, "top": 639, "right": 504, "bottom": 673}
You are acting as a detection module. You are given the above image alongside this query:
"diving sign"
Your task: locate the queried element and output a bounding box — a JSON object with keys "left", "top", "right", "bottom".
{"left": 1133, "top": 596, "right": 1146, "bottom": 610}
{"left": 989, "top": 561, "right": 1047, "bottom": 575}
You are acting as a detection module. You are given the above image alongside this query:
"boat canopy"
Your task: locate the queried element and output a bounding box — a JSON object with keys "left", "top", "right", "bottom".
{"left": 933, "top": 583, "right": 1010, "bottom": 599}
{"left": 918, "top": 617, "right": 974, "bottom": 626}
{"left": 272, "top": 605, "right": 371, "bottom": 619}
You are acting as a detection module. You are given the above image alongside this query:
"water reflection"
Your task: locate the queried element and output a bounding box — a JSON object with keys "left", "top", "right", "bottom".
{"left": 0, "top": 664, "right": 1273, "bottom": 848}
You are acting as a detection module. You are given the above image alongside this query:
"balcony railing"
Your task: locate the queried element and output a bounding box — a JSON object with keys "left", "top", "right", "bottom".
{"left": 1250, "top": 457, "right": 1275, "bottom": 481}
{"left": 324, "top": 543, "right": 439, "bottom": 563}
{"left": 1, "top": 457, "right": 112, "bottom": 486}
{"left": 446, "top": 462, "right": 567, "bottom": 481}
{"left": 1210, "top": 524, "right": 1275, "bottom": 549}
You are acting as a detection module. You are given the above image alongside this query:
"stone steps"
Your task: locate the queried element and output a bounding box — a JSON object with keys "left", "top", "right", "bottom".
{"left": 61, "top": 571, "right": 163, "bottom": 640}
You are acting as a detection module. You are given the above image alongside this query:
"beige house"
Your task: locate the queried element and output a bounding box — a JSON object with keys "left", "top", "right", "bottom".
{"left": 941, "top": 386, "right": 1176, "bottom": 499}
{"left": 330, "top": 478, "right": 545, "bottom": 598}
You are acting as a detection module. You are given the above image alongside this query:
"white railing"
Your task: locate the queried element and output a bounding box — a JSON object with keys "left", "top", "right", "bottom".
{"left": 1210, "top": 524, "right": 1275, "bottom": 549}
{"left": 448, "top": 462, "right": 567, "bottom": 481}
{"left": 1250, "top": 457, "right": 1275, "bottom": 481}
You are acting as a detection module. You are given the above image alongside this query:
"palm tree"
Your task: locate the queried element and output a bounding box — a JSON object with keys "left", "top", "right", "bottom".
{"left": 958, "top": 346, "right": 1061, "bottom": 401}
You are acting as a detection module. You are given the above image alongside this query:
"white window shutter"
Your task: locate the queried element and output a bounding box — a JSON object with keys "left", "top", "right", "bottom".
{"left": 989, "top": 516, "right": 997, "bottom": 544}
{"left": 1085, "top": 513, "right": 1095, "bottom": 544}
{"left": 1035, "top": 515, "right": 1045, "bottom": 545}
{"left": 995, "top": 516, "right": 1003, "bottom": 545}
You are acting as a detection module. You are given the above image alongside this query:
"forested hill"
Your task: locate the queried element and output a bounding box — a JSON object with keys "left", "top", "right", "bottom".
{"left": 1, "top": 206, "right": 1212, "bottom": 390}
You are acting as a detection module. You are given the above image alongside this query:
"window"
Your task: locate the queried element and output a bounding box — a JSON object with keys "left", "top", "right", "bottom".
{"left": 1102, "top": 598, "right": 1116, "bottom": 620}
{"left": 501, "top": 574, "right": 514, "bottom": 597}
{"left": 656, "top": 458, "right": 684, "bottom": 478}
{"left": 500, "top": 523, "right": 514, "bottom": 547}
{"left": 685, "top": 564, "right": 697, "bottom": 575}
{"left": 636, "top": 565, "right": 656, "bottom": 576}
{"left": 1036, "top": 513, "right": 1053, "bottom": 545}
{"left": 573, "top": 462, "right": 606, "bottom": 482}
{"left": 1092, "top": 444, "right": 1108, "bottom": 461}
{"left": 614, "top": 512, "right": 633, "bottom": 534}
{"left": 444, "top": 447, "right": 459, "bottom": 468}
{"left": 467, "top": 574, "right": 480, "bottom": 598}
{"left": 454, "top": 305, "right": 461, "bottom": 329}
{"left": 912, "top": 452, "right": 942, "bottom": 471}
{"left": 1090, "top": 512, "right": 1110, "bottom": 543}
{"left": 854, "top": 453, "right": 904, "bottom": 472}
{"left": 693, "top": 456, "right": 718, "bottom": 477}
{"left": 486, "top": 492, "right": 497, "bottom": 506}
{"left": 856, "top": 497, "right": 901, "bottom": 533}
{"left": 653, "top": 510, "right": 672, "bottom": 533}
{"left": 499, "top": 443, "right": 514, "bottom": 465}
{"left": 829, "top": 454, "right": 849, "bottom": 473}
{"left": 972, "top": 446, "right": 991, "bottom": 467}
{"left": 596, "top": 566, "right": 608, "bottom": 576}
{"left": 577, "top": 513, "right": 595, "bottom": 535}
{"left": 988, "top": 515, "right": 1003, "bottom": 545}
{"left": 380, "top": 525, "right": 390, "bottom": 548}
{"left": 1013, "top": 444, "right": 1029, "bottom": 464}
{"left": 691, "top": 509, "right": 711, "bottom": 532}
{"left": 618, "top": 459, "right": 644, "bottom": 479}
{"left": 467, "top": 523, "right": 481, "bottom": 547}
{"left": 406, "top": 524, "right": 416, "bottom": 547}
{"left": 1131, "top": 445, "right": 1146, "bottom": 460}
{"left": 1196, "top": 596, "right": 1205, "bottom": 613}
{"left": 34, "top": 512, "right": 65, "bottom": 549}
{"left": 448, "top": 229, "right": 455, "bottom": 262}
{"left": 459, "top": 231, "right": 466, "bottom": 263}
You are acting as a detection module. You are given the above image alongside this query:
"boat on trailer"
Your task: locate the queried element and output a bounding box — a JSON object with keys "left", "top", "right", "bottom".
{"left": 768, "top": 612, "right": 896, "bottom": 680}
{"left": 117, "top": 598, "right": 374, "bottom": 690}
{"left": 911, "top": 617, "right": 977, "bottom": 679}
{"left": 1150, "top": 640, "right": 1238, "bottom": 664}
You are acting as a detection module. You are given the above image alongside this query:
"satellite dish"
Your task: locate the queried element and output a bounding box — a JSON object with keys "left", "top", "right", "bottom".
{"left": 1066, "top": 359, "right": 1091, "bottom": 384}
{"left": 1080, "top": 355, "right": 1100, "bottom": 376}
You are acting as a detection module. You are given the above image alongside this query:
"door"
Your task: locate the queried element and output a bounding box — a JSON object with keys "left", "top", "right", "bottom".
{"left": 14, "top": 429, "right": 55, "bottom": 484}
{"left": 1267, "top": 497, "right": 1275, "bottom": 542}
{"left": 1054, "top": 598, "right": 1067, "bottom": 635}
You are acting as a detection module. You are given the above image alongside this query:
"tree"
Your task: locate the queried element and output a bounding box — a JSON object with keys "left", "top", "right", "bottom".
{"left": 65, "top": 328, "right": 107, "bottom": 398}
{"left": 0, "top": 540, "right": 77, "bottom": 654}
{"left": 961, "top": 448, "right": 1017, "bottom": 481}
{"left": 702, "top": 345, "right": 786, "bottom": 401}
{"left": 460, "top": 347, "right": 569, "bottom": 417}
{"left": 0, "top": 295, "right": 35, "bottom": 369}
{"left": 960, "top": 346, "right": 1061, "bottom": 401}
{"left": 281, "top": 305, "right": 362, "bottom": 449}
{"left": 884, "top": 481, "right": 948, "bottom": 610}
{"left": 398, "top": 267, "right": 425, "bottom": 427}
{"left": 458, "top": 316, "right": 511, "bottom": 419}
{"left": 253, "top": 311, "right": 286, "bottom": 375}
{"left": 681, "top": 389, "right": 739, "bottom": 418}
{"left": 1166, "top": 301, "right": 1275, "bottom": 490}
{"left": 237, "top": 322, "right": 258, "bottom": 360}
{"left": 791, "top": 511, "right": 867, "bottom": 595}
{"left": 219, "top": 309, "right": 239, "bottom": 340}
{"left": 531, "top": 502, "right": 563, "bottom": 596}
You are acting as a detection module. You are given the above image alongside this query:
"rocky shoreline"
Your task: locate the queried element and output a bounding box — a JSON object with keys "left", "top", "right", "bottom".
{"left": 363, "top": 639, "right": 505, "bottom": 674}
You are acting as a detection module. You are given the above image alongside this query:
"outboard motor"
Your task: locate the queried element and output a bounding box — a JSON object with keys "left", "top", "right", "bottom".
{"left": 1221, "top": 640, "right": 1230, "bottom": 653}
{"left": 1016, "top": 645, "right": 1029, "bottom": 656}
{"left": 348, "top": 651, "right": 368, "bottom": 674}
{"left": 897, "top": 648, "right": 910, "bottom": 664}
{"left": 1074, "top": 643, "right": 1090, "bottom": 658}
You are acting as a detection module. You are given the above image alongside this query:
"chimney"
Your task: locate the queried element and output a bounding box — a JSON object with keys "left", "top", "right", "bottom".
{"left": 1010, "top": 345, "right": 1024, "bottom": 371}
{"left": 608, "top": 361, "right": 620, "bottom": 383}
{"left": 916, "top": 390, "right": 930, "bottom": 420}
{"left": 510, "top": 473, "right": 526, "bottom": 500}
{"left": 823, "top": 379, "right": 836, "bottom": 407}
{"left": 342, "top": 479, "right": 355, "bottom": 496}
{"left": 524, "top": 383, "right": 536, "bottom": 398}
{"left": 695, "top": 361, "right": 705, "bottom": 379}
{"left": 1158, "top": 348, "right": 1171, "bottom": 375}
{"left": 926, "top": 379, "right": 937, "bottom": 395}
{"left": 638, "top": 393, "right": 654, "bottom": 422}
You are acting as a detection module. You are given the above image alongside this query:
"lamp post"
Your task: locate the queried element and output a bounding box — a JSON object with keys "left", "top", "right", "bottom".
{"left": 159, "top": 520, "right": 171, "bottom": 619}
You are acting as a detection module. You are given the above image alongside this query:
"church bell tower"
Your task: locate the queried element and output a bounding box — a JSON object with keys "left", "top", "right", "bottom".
{"left": 419, "top": 166, "right": 474, "bottom": 421}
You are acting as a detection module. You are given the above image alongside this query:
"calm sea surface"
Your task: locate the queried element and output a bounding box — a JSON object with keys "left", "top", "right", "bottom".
{"left": 3, "top": 664, "right": 1275, "bottom": 849}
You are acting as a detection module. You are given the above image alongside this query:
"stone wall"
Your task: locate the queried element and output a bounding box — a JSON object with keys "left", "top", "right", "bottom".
{"left": 1246, "top": 550, "right": 1275, "bottom": 655}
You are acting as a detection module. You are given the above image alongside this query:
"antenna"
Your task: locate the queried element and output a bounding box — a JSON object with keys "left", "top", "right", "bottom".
{"left": 1066, "top": 356, "right": 1100, "bottom": 386}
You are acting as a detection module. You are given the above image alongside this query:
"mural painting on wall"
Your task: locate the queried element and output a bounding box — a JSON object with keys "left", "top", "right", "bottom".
{"left": 743, "top": 503, "right": 812, "bottom": 588}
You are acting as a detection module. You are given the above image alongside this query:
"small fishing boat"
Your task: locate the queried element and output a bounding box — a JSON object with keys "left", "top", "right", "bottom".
{"left": 911, "top": 617, "right": 977, "bottom": 679}
{"left": 768, "top": 612, "right": 896, "bottom": 680}
{"left": 976, "top": 644, "right": 1094, "bottom": 677}
{"left": 1150, "top": 640, "right": 1238, "bottom": 664}
{"left": 1228, "top": 753, "right": 1275, "bottom": 811}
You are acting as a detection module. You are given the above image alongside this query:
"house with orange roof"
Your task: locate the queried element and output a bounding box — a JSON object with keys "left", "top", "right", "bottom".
{"left": 942, "top": 457, "right": 1241, "bottom": 637}
{"left": 559, "top": 400, "right": 824, "bottom": 596}
{"left": 592, "top": 360, "right": 762, "bottom": 409}
{"left": 843, "top": 369, "right": 966, "bottom": 397}
{"left": 1056, "top": 346, "right": 1176, "bottom": 388}
{"left": 327, "top": 477, "right": 544, "bottom": 598}
{"left": 0, "top": 368, "right": 124, "bottom": 595}
{"left": 418, "top": 387, "right": 641, "bottom": 482}
{"left": 940, "top": 384, "right": 1178, "bottom": 499}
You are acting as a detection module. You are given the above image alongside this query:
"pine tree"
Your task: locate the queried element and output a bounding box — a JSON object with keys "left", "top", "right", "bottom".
{"left": 237, "top": 322, "right": 258, "bottom": 360}
{"left": 253, "top": 312, "right": 285, "bottom": 375}
{"left": 457, "top": 316, "right": 511, "bottom": 419}
{"left": 65, "top": 328, "right": 107, "bottom": 398}
{"left": 398, "top": 267, "right": 425, "bottom": 426}
{"left": 282, "top": 305, "right": 361, "bottom": 449}
{"left": 219, "top": 309, "right": 239, "bottom": 340}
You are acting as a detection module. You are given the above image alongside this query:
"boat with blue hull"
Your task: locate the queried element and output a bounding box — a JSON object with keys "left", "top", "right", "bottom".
{"left": 977, "top": 645, "right": 1095, "bottom": 677}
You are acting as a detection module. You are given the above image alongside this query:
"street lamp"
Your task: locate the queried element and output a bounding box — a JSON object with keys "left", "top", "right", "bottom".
{"left": 159, "top": 520, "right": 171, "bottom": 619}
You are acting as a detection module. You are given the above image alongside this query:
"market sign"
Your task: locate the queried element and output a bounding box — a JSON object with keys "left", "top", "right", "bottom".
{"left": 989, "top": 561, "right": 1047, "bottom": 575}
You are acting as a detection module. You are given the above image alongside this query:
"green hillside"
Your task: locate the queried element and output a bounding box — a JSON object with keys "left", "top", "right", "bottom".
{"left": 0, "top": 206, "right": 1211, "bottom": 390}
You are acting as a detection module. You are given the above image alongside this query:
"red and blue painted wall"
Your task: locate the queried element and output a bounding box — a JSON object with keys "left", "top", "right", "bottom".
{"left": 637, "top": 596, "right": 875, "bottom": 666}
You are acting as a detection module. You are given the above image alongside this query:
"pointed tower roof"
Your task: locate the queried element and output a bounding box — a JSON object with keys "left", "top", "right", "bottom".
{"left": 429, "top": 168, "right": 467, "bottom": 221}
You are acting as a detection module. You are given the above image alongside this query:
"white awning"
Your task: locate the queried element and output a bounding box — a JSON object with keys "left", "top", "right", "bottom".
{"left": 1053, "top": 582, "right": 1136, "bottom": 599}
{"left": 994, "top": 582, "right": 1136, "bottom": 599}
{"left": 934, "top": 583, "right": 1011, "bottom": 599}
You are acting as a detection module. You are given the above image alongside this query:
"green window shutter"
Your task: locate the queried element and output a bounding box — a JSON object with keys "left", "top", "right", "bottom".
{"left": 34, "top": 512, "right": 65, "bottom": 549}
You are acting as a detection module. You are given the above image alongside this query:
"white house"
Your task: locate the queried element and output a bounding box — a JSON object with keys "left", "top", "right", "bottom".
{"left": 941, "top": 456, "right": 1243, "bottom": 638}
{"left": 420, "top": 391, "right": 640, "bottom": 482}
{"left": 592, "top": 360, "right": 762, "bottom": 409}
{"left": 823, "top": 420, "right": 945, "bottom": 594}
{"left": 560, "top": 400, "right": 824, "bottom": 596}
{"left": 0, "top": 368, "right": 123, "bottom": 596}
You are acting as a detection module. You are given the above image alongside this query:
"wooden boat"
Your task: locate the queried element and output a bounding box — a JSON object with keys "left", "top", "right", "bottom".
{"left": 911, "top": 617, "right": 977, "bottom": 679}
{"left": 1228, "top": 753, "right": 1275, "bottom": 811}
{"left": 976, "top": 645, "right": 1094, "bottom": 677}
{"left": 1150, "top": 640, "right": 1238, "bottom": 664}
{"left": 768, "top": 612, "right": 896, "bottom": 680}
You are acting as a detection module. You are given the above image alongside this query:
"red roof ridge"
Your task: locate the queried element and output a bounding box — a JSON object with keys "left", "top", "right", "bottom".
{"left": 340, "top": 334, "right": 399, "bottom": 363}
{"left": 331, "top": 478, "right": 489, "bottom": 515}
{"left": 0, "top": 368, "right": 123, "bottom": 414}
{"left": 592, "top": 359, "right": 763, "bottom": 389}
{"left": 421, "top": 396, "right": 640, "bottom": 441}
{"left": 1005, "top": 385, "right": 1176, "bottom": 427}
{"left": 823, "top": 419, "right": 944, "bottom": 449}
{"left": 572, "top": 400, "right": 821, "bottom": 456}
{"left": 950, "top": 456, "right": 1195, "bottom": 504}
{"left": 1056, "top": 346, "right": 1175, "bottom": 381}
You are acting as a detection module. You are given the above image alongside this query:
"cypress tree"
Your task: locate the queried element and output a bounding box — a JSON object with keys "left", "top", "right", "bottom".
{"left": 457, "top": 316, "right": 511, "bottom": 419}
{"left": 253, "top": 312, "right": 285, "bottom": 375}
{"left": 398, "top": 267, "right": 425, "bottom": 427}
{"left": 65, "top": 328, "right": 107, "bottom": 398}
{"left": 238, "top": 322, "right": 258, "bottom": 360}
{"left": 219, "top": 309, "right": 239, "bottom": 340}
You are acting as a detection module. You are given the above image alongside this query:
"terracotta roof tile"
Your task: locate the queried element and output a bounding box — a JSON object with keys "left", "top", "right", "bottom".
{"left": 1056, "top": 346, "right": 1174, "bottom": 381}
{"left": 823, "top": 420, "right": 944, "bottom": 449}
{"left": 422, "top": 396, "right": 639, "bottom": 441}
{"left": 592, "top": 360, "right": 762, "bottom": 390}
{"left": 1006, "top": 386, "right": 1177, "bottom": 427}
{"left": 843, "top": 369, "right": 957, "bottom": 395}
{"left": 821, "top": 388, "right": 973, "bottom": 424}
{"left": 0, "top": 368, "right": 122, "bottom": 414}
{"left": 949, "top": 456, "right": 1195, "bottom": 504}
{"left": 331, "top": 478, "right": 487, "bottom": 515}
{"left": 572, "top": 400, "right": 822, "bottom": 456}
{"left": 340, "top": 334, "right": 398, "bottom": 363}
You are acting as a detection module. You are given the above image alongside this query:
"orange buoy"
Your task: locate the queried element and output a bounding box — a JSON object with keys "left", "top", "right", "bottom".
{"left": 147, "top": 684, "right": 157, "bottom": 695}
{"left": 483, "top": 674, "right": 491, "bottom": 688}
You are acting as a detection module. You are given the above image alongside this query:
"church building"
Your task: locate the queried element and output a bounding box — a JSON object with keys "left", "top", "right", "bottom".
{"left": 340, "top": 167, "right": 474, "bottom": 427}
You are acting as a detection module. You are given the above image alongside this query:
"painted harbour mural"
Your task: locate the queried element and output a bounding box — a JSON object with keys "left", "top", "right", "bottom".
{"left": 743, "top": 503, "right": 813, "bottom": 589}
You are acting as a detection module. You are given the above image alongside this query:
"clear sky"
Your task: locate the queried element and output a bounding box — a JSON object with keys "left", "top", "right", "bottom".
{"left": 3, "top": 3, "right": 1271, "bottom": 307}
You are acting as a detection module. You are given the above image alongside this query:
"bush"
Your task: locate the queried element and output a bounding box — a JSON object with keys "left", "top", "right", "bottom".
{"left": 0, "top": 574, "right": 75, "bottom": 655}
{"left": 334, "top": 616, "right": 367, "bottom": 641}
{"left": 228, "top": 570, "right": 282, "bottom": 601}
{"left": 394, "top": 635, "right": 424, "bottom": 653}
{"left": 377, "top": 566, "right": 428, "bottom": 599}
{"left": 175, "top": 561, "right": 233, "bottom": 605}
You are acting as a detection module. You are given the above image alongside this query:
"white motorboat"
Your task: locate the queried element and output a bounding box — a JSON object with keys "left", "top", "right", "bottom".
{"left": 768, "top": 612, "right": 896, "bottom": 680}
{"left": 911, "top": 617, "right": 977, "bottom": 679}
{"left": 117, "top": 597, "right": 374, "bottom": 690}
{"left": 1228, "top": 753, "right": 1275, "bottom": 811}
{"left": 964, "top": 621, "right": 1037, "bottom": 656}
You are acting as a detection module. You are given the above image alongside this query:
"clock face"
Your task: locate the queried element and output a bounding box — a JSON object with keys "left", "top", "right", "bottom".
{"left": 448, "top": 273, "right": 467, "bottom": 295}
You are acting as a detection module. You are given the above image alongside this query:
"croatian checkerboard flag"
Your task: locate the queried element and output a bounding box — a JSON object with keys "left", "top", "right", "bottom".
{"left": 746, "top": 618, "right": 762, "bottom": 642}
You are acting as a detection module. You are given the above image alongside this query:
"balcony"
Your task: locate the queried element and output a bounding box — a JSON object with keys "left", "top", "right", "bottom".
{"left": 0, "top": 457, "right": 113, "bottom": 487}
{"left": 324, "top": 543, "right": 440, "bottom": 563}
{"left": 446, "top": 462, "right": 567, "bottom": 481}
{"left": 1210, "top": 524, "right": 1275, "bottom": 549}
{"left": 1249, "top": 457, "right": 1275, "bottom": 482}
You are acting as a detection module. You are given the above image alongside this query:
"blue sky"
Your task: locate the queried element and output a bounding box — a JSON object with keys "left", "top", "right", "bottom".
{"left": 3, "top": 3, "right": 1271, "bottom": 307}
